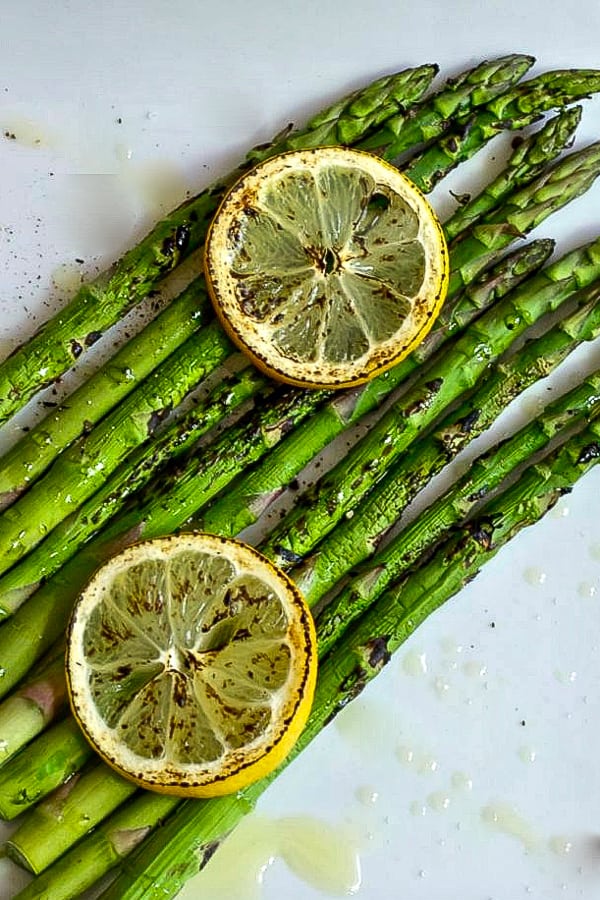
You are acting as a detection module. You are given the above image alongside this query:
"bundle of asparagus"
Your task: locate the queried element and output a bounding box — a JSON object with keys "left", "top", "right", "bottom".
{"left": 0, "top": 55, "right": 599, "bottom": 899}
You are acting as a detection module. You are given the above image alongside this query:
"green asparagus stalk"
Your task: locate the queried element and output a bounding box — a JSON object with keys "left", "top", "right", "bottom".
{"left": 443, "top": 105, "right": 581, "bottom": 240}
{"left": 259, "top": 237, "right": 600, "bottom": 571}
{"left": 0, "top": 365, "right": 270, "bottom": 620}
{"left": 0, "top": 321, "right": 238, "bottom": 578}
{"left": 0, "top": 64, "right": 437, "bottom": 426}
{"left": 254, "top": 63, "right": 438, "bottom": 153}
{"left": 356, "top": 54, "right": 534, "bottom": 156}
{"left": 368, "top": 67, "right": 600, "bottom": 163}
{"left": 196, "top": 238, "right": 555, "bottom": 538}
{"left": 0, "top": 718, "right": 92, "bottom": 820}
{"left": 12, "top": 791, "right": 180, "bottom": 900}
{"left": 402, "top": 94, "right": 587, "bottom": 194}
{"left": 446, "top": 140, "right": 600, "bottom": 296}
{"left": 6, "top": 762, "right": 137, "bottom": 873}
{"left": 0, "top": 279, "right": 214, "bottom": 507}
{"left": 70, "top": 423, "right": 600, "bottom": 900}
{"left": 316, "top": 357, "right": 600, "bottom": 653}
{"left": 0, "top": 645, "right": 67, "bottom": 768}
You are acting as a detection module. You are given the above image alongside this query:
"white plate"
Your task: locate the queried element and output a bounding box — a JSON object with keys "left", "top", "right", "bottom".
{"left": 1, "top": 3, "right": 600, "bottom": 899}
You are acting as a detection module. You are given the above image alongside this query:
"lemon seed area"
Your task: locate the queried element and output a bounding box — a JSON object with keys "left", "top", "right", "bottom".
{"left": 82, "top": 550, "right": 292, "bottom": 766}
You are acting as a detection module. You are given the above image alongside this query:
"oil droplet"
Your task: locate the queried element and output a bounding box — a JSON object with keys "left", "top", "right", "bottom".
{"left": 589, "top": 542, "right": 600, "bottom": 561}
{"left": 518, "top": 746, "right": 537, "bottom": 764}
{"left": 417, "top": 756, "right": 439, "bottom": 775}
{"left": 402, "top": 648, "right": 428, "bottom": 677}
{"left": 462, "top": 660, "right": 487, "bottom": 679}
{"left": 355, "top": 785, "right": 379, "bottom": 807}
{"left": 115, "top": 142, "right": 134, "bottom": 162}
{"left": 550, "top": 502, "right": 570, "bottom": 519}
{"left": 480, "top": 803, "right": 539, "bottom": 851}
{"left": 335, "top": 699, "right": 389, "bottom": 753}
{"left": 554, "top": 669, "right": 577, "bottom": 685}
{"left": 577, "top": 581, "right": 597, "bottom": 599}
{"left": 396, "top": 744, "right": 415, "bottom": 766}
{"left": 409, "top": 800, "right": 427, "bottom": 817}
{"left": 433, "top": 675, "right": 451, "bottom": 698}
{"left": 523, "top": 566, "right": 547, "bottom": 586}
{"left": 440, "top": 636, "right": 463, "bottom": 655}
{"left": 451, "top": 771, "right": 473, "bottom": 792}
{"left": 427, "top": 792, "right": 451, "bottom": 812}
{"left": 548, "top": 835, "right": 573, "bottom": 856}
{"left": 182, "top": 813, "right": 362, "bottom": 899}
{"left": 112, "top": 153, "right": 188, "bottom": 219}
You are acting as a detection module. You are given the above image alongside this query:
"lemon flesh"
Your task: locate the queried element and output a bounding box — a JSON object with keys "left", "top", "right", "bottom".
{"left": 205, "top": 147, "right": 448, "bottom": 389}
{"left": 66, "top": 534, "right": 317, "bottom": 797}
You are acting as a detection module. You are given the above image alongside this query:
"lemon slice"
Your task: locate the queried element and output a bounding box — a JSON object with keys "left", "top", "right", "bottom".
{"left": 205, "top": 147, "right": 448, "bottom": 389}
{"left": 66, "top": 533, "right": 317, "bottom": 798}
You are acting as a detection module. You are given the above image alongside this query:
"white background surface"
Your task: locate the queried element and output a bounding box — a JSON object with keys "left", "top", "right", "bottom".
{"left": 1, "top": 2, "right": 600, "bottom": 899}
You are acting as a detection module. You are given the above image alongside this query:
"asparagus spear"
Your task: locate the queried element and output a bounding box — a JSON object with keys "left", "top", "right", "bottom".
{"left": 0, "top": 718, "right": 91, "bottom": 820}
{"left": 25, "top": 421, "right": 599, "bottom": 900}
{"left": 10, "top": 791, "right": 180, "bottom": 900}
{"left": 356, "top": 54, "right": 534, "bottom": 156}
{"left": 259, "top": 236, "right": 600, "bottom": 571}
{"left": 443, "top": 105, "right": 581, "bottom": 240}
{"left": 360, "top": 66, "right": 600, "bottom": 161}
{"left": 0, "top": 65, "right": 437, "bottom": 426}
{"left": 0, "top": 278, "right": 214, "bottom": 507}
{"left": 402, "top": 88, "right": 590, "bottom": 194}
{"left": 0, "top": 321, "right": 239, "bottom": 577}
{"left": 0, "top": 365, "right": 271, "bottom": 620}
{"left": 254, "top": 63, "right": 438, "bottom": 153}
{"left": 446, "top": 140, "right": 600, "bottom": 296}
{"left": 316, "top": 355, "right": 600, "bottom": 652}
{"left": 5, "top": 763, "right": 138, "bottom": 873}
{"left": 0, "top": 646, "right": 67, "bottom": 768}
